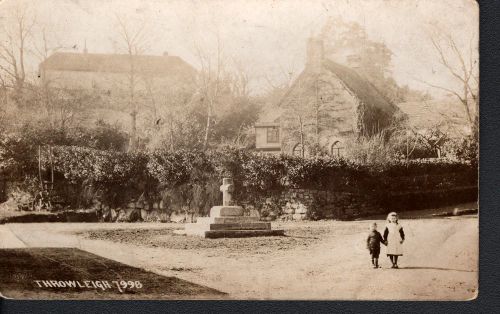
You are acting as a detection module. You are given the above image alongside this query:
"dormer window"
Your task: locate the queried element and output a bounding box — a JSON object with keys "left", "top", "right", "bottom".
{"left": 267, "top": 127, "right": 279, "bottom": 143}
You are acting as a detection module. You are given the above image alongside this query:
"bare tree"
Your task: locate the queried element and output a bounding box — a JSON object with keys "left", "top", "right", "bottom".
{"left": 32, "top": 26, "right": 63, "bottom": 63}
{"left": 193, "top": 32, "right": 225, "bottom": 150}
{"left": 263, "top": 60, "right": 297, "bottom": 95}
{"left": 142, "top": 75, "right": 195, "bottom": 151}
{"left": 0, "top": 5, "right": 36, "bottom": 103}
{"left": 423, "top": 26, "right": 478, "bottom": 132}
{"left": 114, "top": 15, "right": 149, "bottom": 151}
{"left": 43, "top": 88, "right": 91, "bottom": 129}
{"left": 228, "top": 58, "right": 251, "bottom": 99}
{"left": 31, "top": 25, "right": 70, "bottom": 127}
{"left": 282, "top": 79, "right": 313, "bottom": 157}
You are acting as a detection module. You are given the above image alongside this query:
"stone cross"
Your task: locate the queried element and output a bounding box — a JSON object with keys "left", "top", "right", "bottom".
{"left": 220, "top": 177, "right": 234, "bottom": 206}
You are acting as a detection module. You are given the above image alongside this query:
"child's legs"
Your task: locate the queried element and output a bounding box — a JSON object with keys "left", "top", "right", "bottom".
{"left": 373, "top": 248, "right": 380, "bottom": 265}
{"left": 394, "top": 255, "right": 399, "bottom": 264}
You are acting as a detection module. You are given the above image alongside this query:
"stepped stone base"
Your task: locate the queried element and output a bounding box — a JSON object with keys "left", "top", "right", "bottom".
{"left": 196, "top": 216, "right": 260, "bottom": 224}
{"left": 210, "top": 206, "right": 245, "bottom": 217}
{"left": 187, "top": 222, "right": 271, "bottom": 231}
{"left": 204, "top": 229, "right": 285, "bottom": 238}
{"left": 177, "top": 210, "right": 285, "bottom": 238}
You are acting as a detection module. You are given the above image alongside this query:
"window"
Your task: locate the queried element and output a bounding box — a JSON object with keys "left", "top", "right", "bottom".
{"left": 331, "top": 141, "right": 345, "bottom": 158}
{"left": 292, "top": 143, "right": 309, "bottom": 157}
{"left": 267, "top": 127, "right": 279, "bottom": 143}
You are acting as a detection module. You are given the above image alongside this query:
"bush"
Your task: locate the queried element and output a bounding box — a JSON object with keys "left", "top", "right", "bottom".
{"left": 2, "top": 142, "right": 477, "bottom": 214}
{"left": 282, "top": 155, "right": 366, "bottom": 190}
{"left": 0, "top": 121, "right": 128, "bottom": 179}
{"left": 71, "top": 120, "right": 129, "bottom": 151}
{"left": 48, "top": 146, "right": 151, "bottom": 208}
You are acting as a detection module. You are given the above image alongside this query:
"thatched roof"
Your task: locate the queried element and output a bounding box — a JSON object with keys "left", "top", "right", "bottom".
{"left": 40, "top": 52, "right": 196, "bottom": 78}
{"left": 322, "top": 60, "right": 399, "bottom": 118}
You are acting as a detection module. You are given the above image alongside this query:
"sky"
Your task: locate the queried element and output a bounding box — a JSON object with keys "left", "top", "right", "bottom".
{"left": 0, "top": 0, "right": 479, "bottom": 97}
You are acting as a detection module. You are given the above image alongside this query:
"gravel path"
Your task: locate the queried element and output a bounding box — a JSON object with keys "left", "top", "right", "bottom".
{"left": 1, "top": 217, "right": 478, "bottom": 300}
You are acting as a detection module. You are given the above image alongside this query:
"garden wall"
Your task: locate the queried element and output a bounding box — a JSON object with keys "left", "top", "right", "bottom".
{"left": 237, "top": 172, "right": 478, "bottom": 221}
{"left": 240, "top": 189, "right": 380, "bottom": 221}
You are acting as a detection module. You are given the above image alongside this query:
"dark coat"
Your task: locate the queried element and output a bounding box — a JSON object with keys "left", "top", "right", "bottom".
{"left": 366, "top": 230, "right": 384, "bottom": 250}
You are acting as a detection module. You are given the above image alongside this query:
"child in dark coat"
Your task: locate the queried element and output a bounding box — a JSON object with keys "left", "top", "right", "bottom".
{"left": 367, "top": 222, "right": 386, "bottom": 268}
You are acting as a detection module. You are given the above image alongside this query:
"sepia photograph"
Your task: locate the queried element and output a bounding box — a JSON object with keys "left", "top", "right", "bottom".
{"left": 0, "top": 0, "right": 478, "bottom": 300}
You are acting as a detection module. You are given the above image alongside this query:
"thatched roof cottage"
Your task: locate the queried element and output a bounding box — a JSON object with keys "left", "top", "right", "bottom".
{"left": 255, "top": 37, "right": 402, "bottom": 156}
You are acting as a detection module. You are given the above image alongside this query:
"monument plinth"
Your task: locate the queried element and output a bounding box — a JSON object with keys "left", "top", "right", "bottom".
{"left": 178, "top": 178, "right": 284, "bottom": 238}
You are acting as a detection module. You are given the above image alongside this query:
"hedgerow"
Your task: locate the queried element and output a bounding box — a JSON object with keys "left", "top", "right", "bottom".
{"left": 2, "top": 144, "right": 477, "bottom": 211}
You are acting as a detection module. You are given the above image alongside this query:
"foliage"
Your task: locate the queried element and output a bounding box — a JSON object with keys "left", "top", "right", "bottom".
{"left": 211, "top": 99, "right": 261, "bottom": 148}
{"left": 344, "top": 125, "right": 447, "bottom": 165}
{"left": 71, "top": 120, "right": 129, "bottom": 151}
{"left": 448, "top": 134, "right": 478, "bottom": 165}
{"left": 2, "top": 140, "right": 476, "bottom": 213}
{"left": 344, "top": 132, "right": 399, "bottom": 165}
{"left": 49, "top": 146, "right": 151, "bottom": 207}
{"left": 0, "top": 121, "right": 129, "bottom": 179}
{"left": 320, "top": 18, "right": 431, "bottom": 103}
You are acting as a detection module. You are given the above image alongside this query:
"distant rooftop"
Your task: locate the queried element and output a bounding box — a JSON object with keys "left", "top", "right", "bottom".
{"left": 397, "top": 97, "right": 473, "bottom": 137}
{"left": 40, "top": 52, "right": 196, "bottom": 77}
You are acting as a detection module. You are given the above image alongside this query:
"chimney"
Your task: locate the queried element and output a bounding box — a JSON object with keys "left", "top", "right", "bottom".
{"left": 163, "top": 51, "right": 169, "bottom": 56}
{"left": 306, "top": 37, "right": 324, "bottom": 73}
{"left": 83, "top": 39, "right": 88, "bottom": 54}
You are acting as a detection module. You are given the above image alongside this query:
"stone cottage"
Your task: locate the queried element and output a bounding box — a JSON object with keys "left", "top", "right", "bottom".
{"left": 255, "top": 37, "right": 402, "bottom": 156}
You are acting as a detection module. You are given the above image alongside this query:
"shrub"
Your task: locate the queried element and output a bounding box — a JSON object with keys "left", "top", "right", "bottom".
{"left": 2, "top": 141, "right": 477, "bottom": 215}
{"left": 0, "top": 121, "right": 129, "bottom": 180}
{"left": 48, "top": 146, "right": 151, "bottom": 207}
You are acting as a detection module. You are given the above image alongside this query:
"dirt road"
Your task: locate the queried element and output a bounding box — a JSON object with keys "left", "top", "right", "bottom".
{"left": 0, "top": 217, "right": 477, "bottom": 300}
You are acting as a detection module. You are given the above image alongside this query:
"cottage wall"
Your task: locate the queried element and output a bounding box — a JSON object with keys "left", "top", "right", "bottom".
{"left": 279, "top": 69, "right": 360, "bottom": 154}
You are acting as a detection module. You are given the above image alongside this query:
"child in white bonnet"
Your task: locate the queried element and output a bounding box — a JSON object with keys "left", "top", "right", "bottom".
{"left": 383, "top": 212, "right": 405, "bottom": 268}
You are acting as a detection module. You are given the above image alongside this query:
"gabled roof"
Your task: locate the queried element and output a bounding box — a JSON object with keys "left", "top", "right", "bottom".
{"left": 40, "top": 52, "right": 196, "bottom": 77}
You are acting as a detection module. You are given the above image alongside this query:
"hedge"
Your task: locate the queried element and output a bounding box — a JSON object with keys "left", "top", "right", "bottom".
{"left": 2, "top": 145, "right": 478, "bottom": 211}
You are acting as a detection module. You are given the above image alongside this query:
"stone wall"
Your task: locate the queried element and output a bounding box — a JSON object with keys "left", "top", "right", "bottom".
{"left": 97, "top": 199, "right": 196, "bottom": 223}
{"left": 2, "top": 170, "right": 477, "bottom": 222}
{"left": 240, "top": 189, "right": 382, "bottom": 221}
{"left": 239, "top": 184, "right": 477, "bottom": 221}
